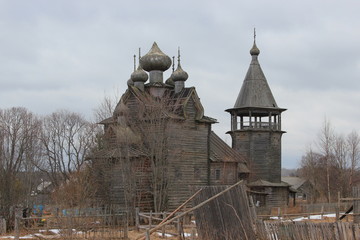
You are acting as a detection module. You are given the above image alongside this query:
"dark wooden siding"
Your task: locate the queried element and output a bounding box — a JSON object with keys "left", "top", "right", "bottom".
{"left": 250, "top": 186, "right": 289, "bottom": 207}
{"left": 166, "top": 119, "right": 210, "bottom": 210}
{"left": 92, "top": 156, "right": 153, "bottom": 211}
{"left": 231, "top": 130, "right": 283, "bottom": 183}
{"left": 209, "top": 162, "right": 238, "bottom": 185}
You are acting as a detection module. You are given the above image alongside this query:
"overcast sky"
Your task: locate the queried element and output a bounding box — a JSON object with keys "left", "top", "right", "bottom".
{"left": 1, "top": 0, "right": 360, "bottom": 169}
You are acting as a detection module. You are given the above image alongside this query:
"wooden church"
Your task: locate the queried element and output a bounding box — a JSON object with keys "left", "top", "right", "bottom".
{"left": 91, "top": 42, "right": 249, "bottom": 212}
{"left": 91, "top": 39, "right": 289, "bottom": 212}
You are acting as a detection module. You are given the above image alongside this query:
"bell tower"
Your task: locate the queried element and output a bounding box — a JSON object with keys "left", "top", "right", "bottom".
{"left": 226, "top": 33, "right": 286, "bottom": 184}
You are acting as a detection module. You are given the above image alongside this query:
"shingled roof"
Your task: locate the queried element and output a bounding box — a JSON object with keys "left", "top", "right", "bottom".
{"left": 233, "top": 42, "right": 279, "bottom": 109}
{"left": 282, "top": 177, "right": 307, "bottom": 190}
{"left": 209, "top": 131, "right": 249, "bottom": 173}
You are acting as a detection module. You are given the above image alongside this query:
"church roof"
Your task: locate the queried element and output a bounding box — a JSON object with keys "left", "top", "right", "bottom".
{"left": 209, "top": 131, "right": 249, "bottom": 173}
{"left": 232, "top": 41, "right": 279, "bottom": 110}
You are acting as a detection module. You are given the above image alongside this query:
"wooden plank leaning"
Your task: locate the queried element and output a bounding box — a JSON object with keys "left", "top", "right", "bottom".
{"left": 136, "top": 188, "right": 203, "bottom": 240}
{"left": 136, "top": 180, "right": 244, "bottom": 240}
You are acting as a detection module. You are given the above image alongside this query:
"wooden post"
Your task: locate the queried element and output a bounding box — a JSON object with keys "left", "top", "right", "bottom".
{"left": 353, "top": 187, "right": 360, "bottom": 223}
{"left": 14, "top": 217, "right": 19, "bottom": 240}
{"left": 249, "top": 196, "right": 257, "bottom": 222}
{"left": 177, "top": 216, "right": 183, "bottom": 240}
{"left": 293, "top": 192, "right": 296, "bottom": 207}
{"left": 145, "top": 230, "right": 150, "bottom": 240}
{"left": 191, "top": 228, "right": 196, "bottom": 240}
{"left": 335, "top": 206, "right": 339, "bottom": 221}
{"left": 161, "top": 212, "right": 166, "bottom": 238}
{"left": 277, "top": 207, "right": 281, "bottom": 219}
{"left": 124, "top": 212, "right": 129, "bottom": 239}
{"left": 149, "top": 211, "right": 152, "bottom": 229}
{"left": 14, "top": 206, "right": 21, "bottom": 240}
{"left": 135, "top": 208, "right": 140, "bottom": 231}
{"left": 321, "top": 205, "right": 324, "bottom": 220}
{"left": 249, "top": 111, "right": 252, "bottom": 128}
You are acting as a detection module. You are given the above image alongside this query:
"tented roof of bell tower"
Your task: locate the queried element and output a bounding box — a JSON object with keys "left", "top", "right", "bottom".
{"left": 233, "top": 41, "right": 279, "bottom": 109}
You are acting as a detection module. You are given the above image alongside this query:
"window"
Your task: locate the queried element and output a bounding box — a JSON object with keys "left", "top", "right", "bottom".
{"left": 215, "top": 169, "right": 221, "bottom": 180}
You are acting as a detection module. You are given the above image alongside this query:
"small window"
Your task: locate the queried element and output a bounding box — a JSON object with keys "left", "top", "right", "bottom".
{"left": 215, "top": 169, "right": 221, "bottom": 180}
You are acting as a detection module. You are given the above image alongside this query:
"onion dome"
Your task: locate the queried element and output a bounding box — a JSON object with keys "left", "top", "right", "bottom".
{"left": 165, "top": 76, "right": 175, "bottom": 86}
{"left": 171, "top": 63, "right": 188, "bottom": 82}
{"left": 127, "top": 78, "right": 134, "bottom": 86}
{"left": 140, "top": 42, "right": 172, "bottom": 72}
{"left": 250, "top": 42, "right": 260, "bottom": 56}
{"left": 131, "top": 65, "right": 148, "bottom": 83}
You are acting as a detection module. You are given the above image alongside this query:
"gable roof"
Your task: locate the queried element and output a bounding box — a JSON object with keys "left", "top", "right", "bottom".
{"left": 209, "top": 131, "right": 249, "bottom": 173}
{"left": 281, "top": 177, "right": 308, "bottom": 190}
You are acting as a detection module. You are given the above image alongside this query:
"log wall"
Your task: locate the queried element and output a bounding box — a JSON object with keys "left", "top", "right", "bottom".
{"left": 166, "top": 98, "right": 210, "bottom": 209}
{"left": 231, "top": 130, "right": 283, "bottom": 183}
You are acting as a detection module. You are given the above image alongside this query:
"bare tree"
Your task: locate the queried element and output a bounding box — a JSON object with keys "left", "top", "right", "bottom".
{"left": 347, "top": 130, "right": 360, "bottom": 189}
{"left": 116, "top": 92, "right": 172, "bottom": 212}
{"left": 332, "top": 133, "right": 349, "bottom": 196}
{"left": 317, "top": 118, "right": 334, "bottom": 202}
{"left": 299, "top": 146, "right": 322, "bottom": 202}
{"left": 0, "top": 107, "right": 41, "bottom": 226}
{"left": 136, "top": 94, "right": 171, "bottom": 212}
{"left": 51, "top": 165, "right": 97, "bottom": 209}
{"left": 93, "top": 89, "right": 120, "bottom": 123}
{"left": 93, "top": 89, "right": 177, "bottom": 212}
{"left": 34, "top": 110, "right": 99, "bottom": 187}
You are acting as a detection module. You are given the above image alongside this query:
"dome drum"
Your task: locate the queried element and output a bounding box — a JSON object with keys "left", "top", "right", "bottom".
{"left": 174, "top": 81, "right": 185, "bottom": 94}
{"left": 134, "top": 81, "right": 145, "bottom": 91}
{"left": 149, "top": 70, "right": 164, "bottom": 83}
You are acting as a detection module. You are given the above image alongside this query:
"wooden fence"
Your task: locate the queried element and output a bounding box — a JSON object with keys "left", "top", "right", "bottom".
{"left": 135, "top": 209, "right": 197, "bottom": 239}
{"left": 16, "top": 213, "right": 128, "bottom": 239}
{"left": 256, "top": 221, "right": 360, "bottom": 240}
{"left": 353, "top": 187, "right": 360, "bottom": 223}
{"left": 300, "top": 202, "right": 352, "bottom": 213}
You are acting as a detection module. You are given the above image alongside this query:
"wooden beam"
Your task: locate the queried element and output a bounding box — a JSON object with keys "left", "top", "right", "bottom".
{"left": 340, "top": 198, "right": 360, "bottom": 201}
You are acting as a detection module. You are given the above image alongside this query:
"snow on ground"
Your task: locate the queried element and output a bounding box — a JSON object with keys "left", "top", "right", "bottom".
{"left": 0, "top": 213, "right": 349, "bottom": 239}
{"left": 0, "top": 235, "right": 35, "bottom": 239}
{"left": 0, "top": 229, "right": 79, "bottom": 239}
{"left": 269, "top": 213, "right": 348, "bottom": 222}
{"left": 156, "top": 232, "right": 196, "bottom": 238}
